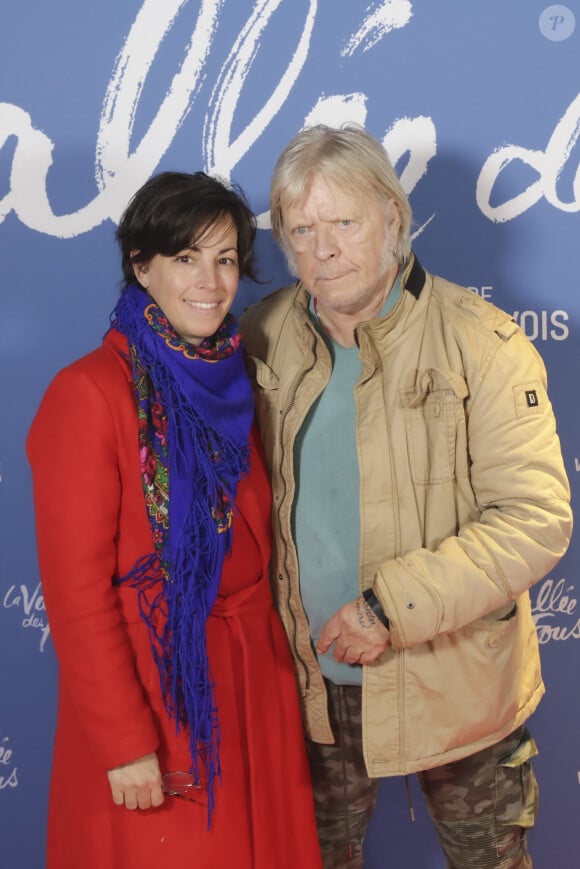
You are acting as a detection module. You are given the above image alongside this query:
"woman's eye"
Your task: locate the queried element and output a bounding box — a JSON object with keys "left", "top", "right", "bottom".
{"left": 219, "top": 256, "right": 237, "bottom": 266}
{"left": 293, "top": 226, "right": 308, "bottom": 236}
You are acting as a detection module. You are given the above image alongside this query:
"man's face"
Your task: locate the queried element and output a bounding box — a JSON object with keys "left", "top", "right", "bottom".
{"left": 282, "top": 173, "right": 401, "bottom": 317}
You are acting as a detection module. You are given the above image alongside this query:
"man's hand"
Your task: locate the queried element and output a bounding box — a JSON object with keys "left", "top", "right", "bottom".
{"left": 107, "top": 752, "right": 164, "bottom": 810}
{"left": 316, "top": 596, "right": 390, "bottom": 665}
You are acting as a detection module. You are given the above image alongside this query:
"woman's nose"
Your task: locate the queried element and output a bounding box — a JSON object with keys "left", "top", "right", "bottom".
{"left": 196, "top": 259, "right": 218, "bottom": 288}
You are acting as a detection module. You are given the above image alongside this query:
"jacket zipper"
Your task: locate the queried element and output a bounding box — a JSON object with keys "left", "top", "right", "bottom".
{"left": 276, "top": 322, "right": 324, "bottom": 693}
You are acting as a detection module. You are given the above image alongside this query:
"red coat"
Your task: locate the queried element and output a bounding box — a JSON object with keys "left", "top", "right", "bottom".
{"left": 27, "top": 329, "right": 321, "bottom": 869}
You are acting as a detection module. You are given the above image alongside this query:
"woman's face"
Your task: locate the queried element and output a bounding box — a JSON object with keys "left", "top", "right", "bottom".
{"left": 133, "top": 219, "right": 240, "bottom": 345}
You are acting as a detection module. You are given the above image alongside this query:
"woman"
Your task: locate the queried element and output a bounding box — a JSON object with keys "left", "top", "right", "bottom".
{"left": 27, "top": 172, "right": 322, "bottom": 869}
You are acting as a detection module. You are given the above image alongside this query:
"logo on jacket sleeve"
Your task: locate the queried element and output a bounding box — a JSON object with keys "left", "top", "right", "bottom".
{"left": 513, "top": 381, "right": 546, "bottom": 418}
{"left": 525, "top": 389, "right": 538, "bottom": 408}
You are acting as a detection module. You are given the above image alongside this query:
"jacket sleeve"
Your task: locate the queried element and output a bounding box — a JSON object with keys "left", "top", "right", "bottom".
{"left": 374, "top": 327, "right": 572, "bottom": 649}
{"left": 27, "top": 363, "right": 159, "bottom": 769}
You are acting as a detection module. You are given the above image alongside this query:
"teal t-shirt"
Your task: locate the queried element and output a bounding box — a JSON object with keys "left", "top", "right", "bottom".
{"left": 293, "top": 277, "right": 401, "bottom": 685}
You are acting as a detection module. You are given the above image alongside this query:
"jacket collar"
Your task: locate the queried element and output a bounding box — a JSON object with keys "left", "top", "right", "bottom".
{"left": 402, "top": 253, "right": 426, "bottom": 300}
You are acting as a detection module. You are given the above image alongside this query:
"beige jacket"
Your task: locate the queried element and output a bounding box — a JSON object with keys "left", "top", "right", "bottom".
{"left": 241, "top": 255, "right": 572, "bottom": 776}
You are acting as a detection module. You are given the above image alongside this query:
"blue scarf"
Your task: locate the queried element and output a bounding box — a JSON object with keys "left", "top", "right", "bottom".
{"left": 112, "top": 284, "right": 253, "bottom": 819}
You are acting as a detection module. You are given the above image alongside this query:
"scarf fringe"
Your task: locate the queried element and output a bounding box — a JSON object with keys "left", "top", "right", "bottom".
{"left": 112, "top": 286, "right": 253, "bottom": 824}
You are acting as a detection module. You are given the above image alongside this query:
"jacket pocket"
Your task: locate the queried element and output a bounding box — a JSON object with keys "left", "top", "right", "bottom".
{"left": 401, "top": 367, "right": 467, "bottom": 485}
{"left": 463, "top": 604, "right": 519, "bottom": 646}
{"left": 404, "top": 611, "right": 526, "bottom": 759}
{"left": 246, "top": 356, "right": 280, "bottom": 392}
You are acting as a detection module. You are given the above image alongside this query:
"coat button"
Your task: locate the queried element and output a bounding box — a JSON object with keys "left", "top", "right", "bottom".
{"left": 487, "top": 635, "right": 500, "bottom": 649}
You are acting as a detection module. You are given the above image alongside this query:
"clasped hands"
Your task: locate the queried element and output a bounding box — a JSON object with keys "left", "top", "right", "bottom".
{"left": 316, "top": 595, "right": 390, "bottom": 665}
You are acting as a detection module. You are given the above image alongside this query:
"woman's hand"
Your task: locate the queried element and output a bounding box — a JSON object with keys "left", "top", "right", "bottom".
{"left": 107, "top": 752, "right": 165, "bottom": 810}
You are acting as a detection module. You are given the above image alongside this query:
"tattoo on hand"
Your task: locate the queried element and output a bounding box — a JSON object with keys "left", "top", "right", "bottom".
{"left": 356, "top": 599, "right": 377, "bottom": 630}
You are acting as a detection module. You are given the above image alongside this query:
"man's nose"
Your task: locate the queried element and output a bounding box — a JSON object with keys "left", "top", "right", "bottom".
{"left": 313, "top": 226, "right": 338, "bottom": 260}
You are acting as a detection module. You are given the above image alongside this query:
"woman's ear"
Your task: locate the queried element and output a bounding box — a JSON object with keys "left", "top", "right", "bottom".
{"left": 131, "top": 250, "right": 149, "bottom": 289}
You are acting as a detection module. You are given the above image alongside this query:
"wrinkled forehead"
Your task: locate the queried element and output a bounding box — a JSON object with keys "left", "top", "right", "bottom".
{"left": 281, "top": 171, "right": 389, "bottom": 224}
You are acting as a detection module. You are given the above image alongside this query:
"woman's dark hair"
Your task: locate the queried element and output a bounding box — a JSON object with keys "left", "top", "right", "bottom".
{"left": 116, "top": 171, "right": 257, "bottom": 289}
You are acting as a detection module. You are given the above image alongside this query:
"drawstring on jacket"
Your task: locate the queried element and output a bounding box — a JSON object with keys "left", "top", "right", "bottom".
{"left": 404, "top": 774, "right": 416, "bottom": 822}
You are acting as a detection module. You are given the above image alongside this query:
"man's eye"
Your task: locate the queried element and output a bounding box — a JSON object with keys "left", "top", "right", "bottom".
{"left": 339, "top": 219, "right": 354, "bottom": 227}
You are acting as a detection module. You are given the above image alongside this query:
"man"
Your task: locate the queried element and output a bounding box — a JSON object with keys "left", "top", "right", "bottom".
{"left": 241, "top": 124, "right": 572, "bottom": 868}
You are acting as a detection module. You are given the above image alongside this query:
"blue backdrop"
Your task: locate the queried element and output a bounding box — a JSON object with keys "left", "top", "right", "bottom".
{"left": 1, "top": 2, "right": 579, "bottom": 866}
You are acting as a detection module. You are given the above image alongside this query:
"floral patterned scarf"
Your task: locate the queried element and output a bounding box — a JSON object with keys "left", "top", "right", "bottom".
{"left": 111, "top": 283, "right": 253, "bottom": 820}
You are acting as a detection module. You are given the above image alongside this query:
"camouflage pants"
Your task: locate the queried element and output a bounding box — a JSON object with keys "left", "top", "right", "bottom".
{"left": 307, "top": 681, "right": 538, "bottom": 869}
